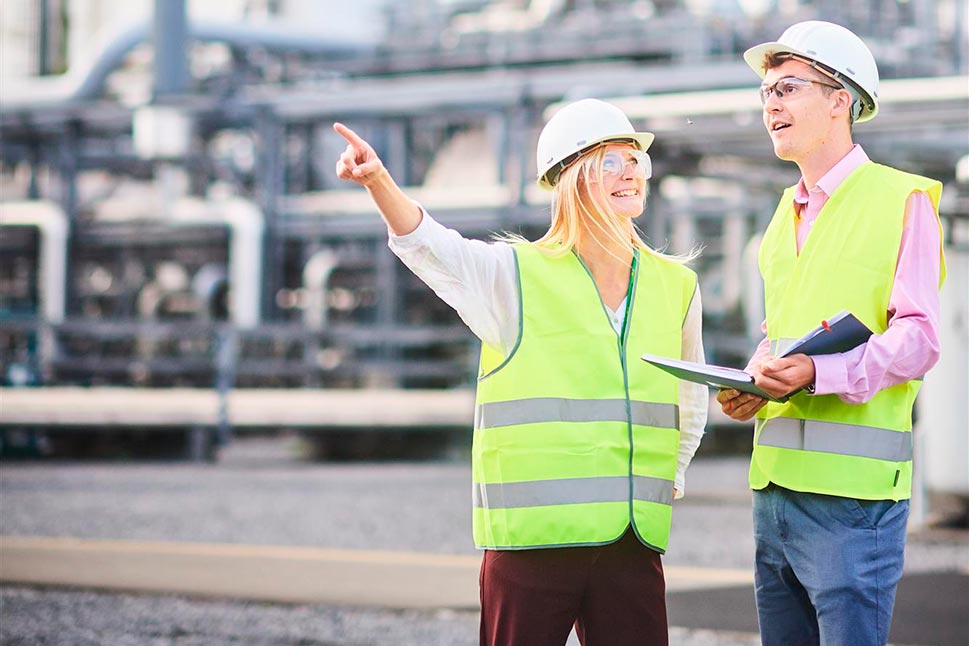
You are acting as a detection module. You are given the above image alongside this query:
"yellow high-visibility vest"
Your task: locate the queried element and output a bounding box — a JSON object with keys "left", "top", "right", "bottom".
{"left": 753, "top": 162, "right": 945, "bottom": 501}
{"left": 473, "top": 244, "right": 696, "bottom": 552}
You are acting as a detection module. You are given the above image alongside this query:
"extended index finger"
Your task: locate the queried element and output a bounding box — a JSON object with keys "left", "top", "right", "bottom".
{"left": 333, "top": 122, "right": 368, "bottom": 151}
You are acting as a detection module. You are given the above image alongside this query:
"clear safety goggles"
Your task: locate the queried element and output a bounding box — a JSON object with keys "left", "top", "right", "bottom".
{"left": 759, "top": 76, "right": 844, "bottom": 105}
{"left": 598, "top": 149, "right": 652, "bottom": 180}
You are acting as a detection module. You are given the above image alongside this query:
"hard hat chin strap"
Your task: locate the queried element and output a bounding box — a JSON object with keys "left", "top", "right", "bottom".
{"left": 849, "top": 98, "right": 864, "bottom": 123}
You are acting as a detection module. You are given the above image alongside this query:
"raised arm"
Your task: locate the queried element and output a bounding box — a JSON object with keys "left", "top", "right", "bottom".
{"left": 333, "top": 122, "right": 422, "bottom": 236}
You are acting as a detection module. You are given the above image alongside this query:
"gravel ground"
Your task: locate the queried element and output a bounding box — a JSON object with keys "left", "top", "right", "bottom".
{"left": 0, "top": 441, "right": 965, "bottom": 645}
{"left": 0, "top": 460, "right": 474, "bottom": 554}
{"left": 0, "top": 586, "right": 763, "bottom": 646}
{"left": 0, "top": 450, "right": 963, "bottom": 572}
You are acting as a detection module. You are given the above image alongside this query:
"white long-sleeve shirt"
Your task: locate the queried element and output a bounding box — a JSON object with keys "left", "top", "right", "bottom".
{"left": 389, "top": 211, "right": 707, "bottom": 497}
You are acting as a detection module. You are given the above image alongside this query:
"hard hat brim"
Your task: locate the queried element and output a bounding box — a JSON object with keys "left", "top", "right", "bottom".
{"left": 537, "top": 131, "right": 655, "bottom": 190}
{"left": 743, "top": 41, "right": 800, "bottom": 79}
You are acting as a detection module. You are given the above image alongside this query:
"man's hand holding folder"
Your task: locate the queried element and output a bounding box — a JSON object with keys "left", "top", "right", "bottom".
{"left": 717, "top": 354, "right": 817, "bottom": 420}
{"left": 747, "top": 354, "right": 816, "bottom": 400}
{"left": 643, "top": 311, "right": 874, "bottom": 421}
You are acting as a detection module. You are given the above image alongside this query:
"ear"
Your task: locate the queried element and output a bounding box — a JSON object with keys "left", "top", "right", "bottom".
{"left": 830, "top": 89, "right": 853, "bottom": 120}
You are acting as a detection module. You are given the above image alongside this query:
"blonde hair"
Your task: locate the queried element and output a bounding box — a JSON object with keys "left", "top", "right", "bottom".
{"left": 500, "top": 145, "right": 700, "bottom": 265}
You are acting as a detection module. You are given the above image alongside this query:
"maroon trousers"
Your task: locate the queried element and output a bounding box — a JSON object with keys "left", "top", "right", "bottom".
{"left": 478, "top": 527, "right": 668, "bottom": 646}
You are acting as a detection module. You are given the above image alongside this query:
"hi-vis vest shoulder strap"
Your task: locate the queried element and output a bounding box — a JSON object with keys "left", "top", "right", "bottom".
{"left": 473, "top": 244, "right": 696, "bottom": 552}
{"left": 753, "top": 162, "right": 945, "bottom": 501}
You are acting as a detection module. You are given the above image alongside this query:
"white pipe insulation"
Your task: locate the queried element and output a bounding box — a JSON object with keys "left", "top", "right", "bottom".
{"left": 168, "top": 197, "right": 264, "bottom": 329}
{"left": 302, "top": 249, "right": 338, "bottom": 332}
{"left": 0, "top": 200, "right": 68, "bottom": 325}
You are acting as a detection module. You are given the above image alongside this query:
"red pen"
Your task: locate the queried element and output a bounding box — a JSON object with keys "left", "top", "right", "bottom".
{"left": 821, "top": 319, "right": 832, "bottom": 332}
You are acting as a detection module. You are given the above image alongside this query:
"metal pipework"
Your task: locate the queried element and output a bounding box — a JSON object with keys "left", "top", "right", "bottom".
{"left": 1, "top": 20, "right": 373, "bottom": 111}
{"left": 153, "top": 0, "right": 189, "bottom": 99}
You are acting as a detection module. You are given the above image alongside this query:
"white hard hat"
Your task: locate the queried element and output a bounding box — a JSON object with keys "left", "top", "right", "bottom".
{"left": 536, "top": 98, "right": 654, "bottom": 190}
{"left": 743, "top": 20, "right": 880, "bottom": 123}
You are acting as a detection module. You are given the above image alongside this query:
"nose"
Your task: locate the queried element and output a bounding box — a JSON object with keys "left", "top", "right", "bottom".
{"left": 763, "top": 89, "right": 783, "bottom": 112}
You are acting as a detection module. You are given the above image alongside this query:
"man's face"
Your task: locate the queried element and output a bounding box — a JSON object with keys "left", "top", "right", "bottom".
{"left": 761, "top": 59, "right": 845, "bottom": 163}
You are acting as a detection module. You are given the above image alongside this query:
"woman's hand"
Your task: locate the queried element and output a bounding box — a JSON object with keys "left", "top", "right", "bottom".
{"left": 334, "top": 122, "right": 387, "bottom": 188}
{"left": 332, "top": 122, "right": 422, "bottom": 236}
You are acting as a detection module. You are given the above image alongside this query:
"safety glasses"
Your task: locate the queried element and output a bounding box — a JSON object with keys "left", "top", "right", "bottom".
{"left": 759, "top": 76, "right": 844, "bottom": 105}
{"left": 599, "top": 149, "right": 652, "bottom": 180}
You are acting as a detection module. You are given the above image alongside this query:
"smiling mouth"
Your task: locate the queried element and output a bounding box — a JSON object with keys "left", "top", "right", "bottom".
{"left": 771, "top": 123, "right": 791, "bottom": 132}
{"left": 611, "top": 189, "right": 639, "bottom": 197}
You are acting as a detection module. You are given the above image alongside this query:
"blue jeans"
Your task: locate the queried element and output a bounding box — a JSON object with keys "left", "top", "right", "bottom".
{"left": 752, "top": 484, "right": 909, "bottom": 646}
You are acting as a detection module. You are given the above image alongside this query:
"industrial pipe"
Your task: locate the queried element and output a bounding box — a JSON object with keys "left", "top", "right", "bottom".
{"left": 1, "top": 20, "right": 373, "bottom": 111}
{"left": 0, "top": 200, "right": 68, "bottom": 325}
{"left": 167, "top": 197, "right": 264, "bottom": 329}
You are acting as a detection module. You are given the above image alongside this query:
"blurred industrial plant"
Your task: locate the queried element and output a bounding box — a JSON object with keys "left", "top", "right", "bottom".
{"left": 0, "top": 1, "right": 966, "bottom": 507}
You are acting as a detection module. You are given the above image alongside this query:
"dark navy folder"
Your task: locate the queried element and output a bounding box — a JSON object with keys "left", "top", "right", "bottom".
{"left": 776, "top": 310, "right": 873, "bottom": 358}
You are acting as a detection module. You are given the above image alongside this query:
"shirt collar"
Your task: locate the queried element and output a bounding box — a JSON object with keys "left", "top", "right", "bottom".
{"left": 793, "top": 144, "right": 870, "bottom": 205}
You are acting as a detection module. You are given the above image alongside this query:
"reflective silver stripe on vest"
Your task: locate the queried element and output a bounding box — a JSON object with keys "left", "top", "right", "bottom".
{"left": 758, "top": 417, "right": 912, "bottom": 462}
{"left": 473, "top": 475, "right": 673, "bottom": 509}
{"left": 475, "top": 398, "right": 678, "bottom": 430}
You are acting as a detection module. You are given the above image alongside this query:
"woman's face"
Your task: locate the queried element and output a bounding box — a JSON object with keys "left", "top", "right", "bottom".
{"left": 580, "top": 143, "right": 649, "bottom": 219}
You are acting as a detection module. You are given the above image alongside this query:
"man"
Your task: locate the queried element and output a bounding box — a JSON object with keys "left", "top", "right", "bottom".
{"left": 717, "top": 20, "right": 946, "bottom": 646}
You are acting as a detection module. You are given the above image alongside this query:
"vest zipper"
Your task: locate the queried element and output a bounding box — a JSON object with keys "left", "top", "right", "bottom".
{"left": 621, "top": 252, "right": 639, "bottom": 526}
{"left": 572, "top": 249, "right": 640, "bottom": 526}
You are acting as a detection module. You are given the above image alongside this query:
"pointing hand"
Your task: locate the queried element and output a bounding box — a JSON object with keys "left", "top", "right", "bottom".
{"left": 333, "top": 122, "right": 386, "bottom": 187}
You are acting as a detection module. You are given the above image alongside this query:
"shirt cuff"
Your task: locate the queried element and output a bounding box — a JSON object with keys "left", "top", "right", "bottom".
{"left": 386, "top": 202, "right": 430, "bottom": 248}
{"left": 811, "top": 353, "right": 848, "bottom": 396}
{"left": 674, "top": 477, "right": 685, "bottom": 499}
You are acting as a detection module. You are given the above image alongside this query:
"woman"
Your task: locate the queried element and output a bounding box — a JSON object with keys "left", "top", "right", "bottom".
{"left": 334, "top": 98, "right": 706, "bottom": 646}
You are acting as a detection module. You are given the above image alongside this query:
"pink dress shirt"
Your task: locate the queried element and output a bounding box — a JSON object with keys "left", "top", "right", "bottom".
{"left": 749, "top": 145, "right": 943, "bottom": 404}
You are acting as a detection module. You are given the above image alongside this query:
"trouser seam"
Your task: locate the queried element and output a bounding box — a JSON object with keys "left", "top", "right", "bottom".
{"left": 874, "top": 524, "right": 882, "bottom": 640}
